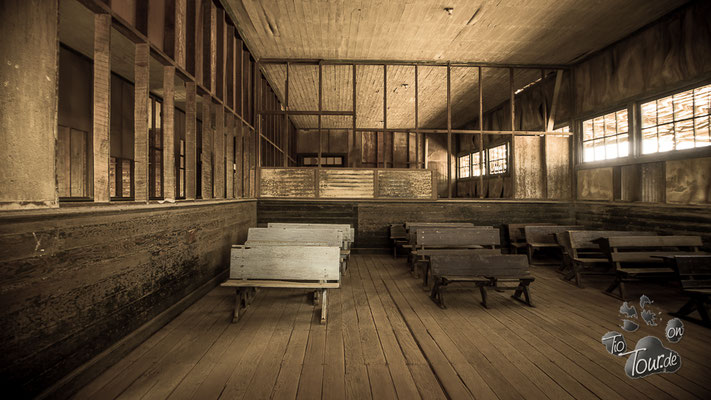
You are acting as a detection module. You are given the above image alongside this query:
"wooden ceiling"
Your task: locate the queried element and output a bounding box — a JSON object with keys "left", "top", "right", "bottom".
{"left": 225, "top": 0, "right": 688, "bottom": 129}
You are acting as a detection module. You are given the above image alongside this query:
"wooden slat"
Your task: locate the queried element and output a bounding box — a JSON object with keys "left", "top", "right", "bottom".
{"left": 221, "top": 280, "right": 339, "bottom": 288}
{"left": 416, "top": 228, "right": 500, "bottom": 247}
{"left": 93, "top": 13, "right": 111, "bottom": 202}
{"left": 607, "top": 236, "right": 703, "bottom": 248}
{"left": 230, "top": 245, "right": 340, "bottom": 281}
{"left": 163, "top": 66, "right": 176, "bottom": 201}
{"left": 246, "top": 227, "right": 343, "bottom": 247}
{"left": 134, "top": 43, "right": 150, "bottom": 202}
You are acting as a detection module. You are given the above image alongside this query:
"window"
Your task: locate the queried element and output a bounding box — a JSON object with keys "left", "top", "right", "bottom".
{"left": 149, "top": 97, "right": 163, "bottom": 199}
{"left": 554, "top": 126, "right": 570, "bottom": 133}
{"left": 178, "top": 139, "right": 185, "bottom": 198}
{"left": 582, "top": 109, "right": 629, "bottom": 162}
{"left": 472, "top": 151, "right": 486, "bottom": 176}
{"left": 300, "top": 154, "right": 344, "bottom": 166}
{"left": 109, "top": 73, "right": 135, "bottom": 199}
{"left": 641, "top": 84, "right": 711, "bottom": 154}
{"left": 487, "top": 143, "right": 509, "bottom": 175}
{"left": 458, "top": 154, "right": 471, "bottom": 178}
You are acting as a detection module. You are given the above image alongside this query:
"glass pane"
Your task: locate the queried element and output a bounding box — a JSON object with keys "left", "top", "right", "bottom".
{"left": 674, "top": 90, "right": 694, "bottom": 121}
{"left": 109, "top": 157, "right": 117, "bottom": 197}
{"left": 641, "top": 101, "right": 656, "bottom": 128}
{"left": 695, "top": 116, "right": 710, "bottom": 148}
{"left": 693, "top": 85, "right": 711, "bottom": 116}
{"left": 617, "top": 134, "right": 629, "bottom": 158}
{"left": 658, "top": 123, "right": 674, "bottom": 152}
{"left": 121, "top": 159, "right": 131, "bottom": 197}
{"left": 593, "top": 139, "right": 605, "bottom": 161}
{"left": 155, "top": 101, "right": 162, "bottom": 128}
{"left": 642, "top": 127, "right": 658, "bottom": 154}
{"left": 583, "top": 120, "right": 593, "bottom": 141}
{"left": 583, "top": 141, "right": 594, "bottom": 162}
{"left": 616, "top": 110, "right": 629, "bottom": 133}
{"left": 675, "top": 119, "right": 695, "bottom": 150}
{"left": 604, "top": 113, "right": 616, "bottom": 135}
{"left": 593, "top": 117, "right": 604, "bottom": 138}
{"left": 605, "top": 135, "right": 618, "bottom": 160}
{"left": 658, "top": 96, "right": 673, "bottom": 125}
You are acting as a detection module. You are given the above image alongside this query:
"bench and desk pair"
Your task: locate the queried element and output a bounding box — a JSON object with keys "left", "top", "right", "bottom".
{"left": 221, "top": 223, "right": 354, "bottom": 324}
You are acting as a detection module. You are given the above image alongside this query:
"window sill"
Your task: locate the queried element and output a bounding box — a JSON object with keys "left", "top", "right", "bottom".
{"left": 576, "top": 146, "right": 711, "bottom": 169}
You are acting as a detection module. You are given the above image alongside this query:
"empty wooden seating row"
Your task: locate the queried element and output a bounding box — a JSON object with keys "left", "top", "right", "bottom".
{"left": 666, "top": 255, "right": 711, "bottom": 328}
{"left": 559, "top": 230, "right": 657, "bottom": 287}
{"left": 268, "top": 223, "right": 355, "bottom": 251}
{"left": 390, "top": 224, "right": 407, "bottom": 258}
{"left": 507, "top": 223, "right": 554, "bottom": 253}
{"left": 596, "top": 235, "right": 706, "bottom": 300}
{"left": 524, "top": 225, "right": 583, "bottom": 264}
{"left": 429, "top": 254, "right": 534, "bottom": 309}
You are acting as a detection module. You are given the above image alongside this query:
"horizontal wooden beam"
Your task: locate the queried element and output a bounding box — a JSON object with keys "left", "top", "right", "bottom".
{"left": 349, "top": 128, "right": 571, "bottom": 136}
{"left": 258, "top": 57, "right": 571, "bottom": 70}
{"left": 258, "top": 110, "right": 354, "bottom": 116}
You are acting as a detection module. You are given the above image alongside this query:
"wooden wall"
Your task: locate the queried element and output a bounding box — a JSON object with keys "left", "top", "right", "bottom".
{"left": 0, "top": 200, "right": 256, "bottom": 397}
{"left": 258, "top": 199, "right": 574, "bottom": 249}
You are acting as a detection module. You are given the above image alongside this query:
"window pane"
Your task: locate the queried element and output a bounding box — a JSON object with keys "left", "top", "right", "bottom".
{"left": 674, "top": 90, "right": 694, "bottom": 121}
{"left": 583, "top": 141, "right": 594, "bottom": 162}
{"left": 593, "top": 139, "right": 605, "bottom": 161}
{"left": 604, "top": 113, "right": 616, "bottom": 135}
{"left": 121, "top": 159, "right": 131, "bottom": 197}
{"left": 616, "top": 110, "right": 628, "bottom": 133}
{"left": 693, "top": 85, "right": 711, "bottom": 116}
{"left": 617, "top": 134, "right": 629, "bottom": 158}
{"left": 695, "top": 117, "right": 710, "bottom": 148}
{"left": 658, "top": 96, "right": 673, "bottom": 125}
{"left": 605, "top": 135, "right": 618, "bottom": 160}
{"left": 642, "top": 127, "right": 658, "bottom": 154}
{"left": 458, "top": 154, "right": 470, "bottom": 178}
{"left": 583, "top": 120, "right": 593, "bottom": 141}
{"left": 658, "top": 123, "right": 674, "bottom": 152}
{"left": 641, "top": 101, "right": 656, "bottom": 128}
{"left": 593, "top": 117, "right": 604, "bottom": 138}
{"left": 675, "top": 119, "right": 695, "bottom": 150}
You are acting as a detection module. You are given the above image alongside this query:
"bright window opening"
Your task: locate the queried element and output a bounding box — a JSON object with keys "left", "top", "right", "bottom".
{"left": 488, "top": 143, "right": 508, "bottom": 175}
{"left": 458, "top": 154, "right": 471, "bottom": 178}
{"left": 582, "top": 109, "right": 629, "bottom": 162}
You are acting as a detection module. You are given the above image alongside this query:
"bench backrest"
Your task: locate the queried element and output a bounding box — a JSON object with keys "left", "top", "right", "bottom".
{"left": 246, "top": 227, "right": 343, "bottom": 247}
{"left": 569, "top": 231, "right": 657, "bottom": 251}
{"left": 524, "top": 225, "right": 584, "bottom": 246}
{"left": 416, "top": 248, "right": 501, "bottom": 256}
{"left": 415, "top": 227, "right": 500, "bottom": 248}
{"left": 268, "top": 223, "right": 354, "bottom": 243}
{"left": 230, "top": 245, "right": 341, "bottom": 281}
{"left": 606, "top": 236, "right": 704, "bottom": 264}
{"left": 672, "top": 255, "right": 711, "bottom": 290}
{"left": 405, "top": 222, "right": 476, "bottom": 232}
{"left": 430, "top": 254, "right": 529, "bottom": 278}
{"left": 508, "top": 223, "right": 555, "bottom": 244}
{"left": 390, "top": 224, "right": 407, "bottom": 239}
{"left": 407, "top": 225, "right": 493, "bottom": 245}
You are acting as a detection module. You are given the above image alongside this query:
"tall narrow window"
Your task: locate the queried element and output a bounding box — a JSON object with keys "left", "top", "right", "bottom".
{"left": 472, "top": 151, "right": 486, "bottom": 177}
{"left": 178, "top": 139, "right": 186, "bottom": 198}
{"left": 582, "top": 109, "right": 629, "bottom": 162}
{"left": 458, "top": 154, "right": 471, "bottom": 178}
{"left": 109, "top": 73, "right": 135, "bottom": 200}
{"left": 487, "top": 143, "right": 508, "bottom": 174}
{"left": 149, "top": 97, "right": 163, "bottom": 199}
{"left": 641, "top": 84, "right": 711, "bottom": 154}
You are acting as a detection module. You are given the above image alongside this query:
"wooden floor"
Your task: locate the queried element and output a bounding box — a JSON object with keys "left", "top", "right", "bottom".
{"left": 75, "top": 254, "right": 711, "bottom": 400}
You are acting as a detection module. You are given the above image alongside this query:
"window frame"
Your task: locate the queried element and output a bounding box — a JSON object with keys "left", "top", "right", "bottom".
{"left": 579, "top": 106, "right": 632, "bottom": 165}
{"left": 455, "top": 141, "right": 509, "bottom": 180}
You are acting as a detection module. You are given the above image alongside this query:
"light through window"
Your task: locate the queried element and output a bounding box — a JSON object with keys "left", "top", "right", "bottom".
{"left": 641, "top": 84, "right": 711, "bottom": 154}
{"left": 582, "top": 109, "right": 629, "bottom": 162}
{"left": 488, "top": 143, "right": 508, "bottom": 174}
{"left": 472, "top": 151, "right": 486, "bottom": 176}
{"left": 458, "top": 154, "right": 471, "bottom": 178}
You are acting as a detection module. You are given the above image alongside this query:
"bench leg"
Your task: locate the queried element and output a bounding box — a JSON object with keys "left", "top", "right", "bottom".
{"left": 320, "top": 289, "right": 328, "bottom": 324}
{"left": 671, "top": 295, "right": 711, "bottom": 328}
{"left": 512, "top": 280, "right": 534, "bottom": 307}
{"left": 393, "top": 243, "right": 397, "bottom": 258}
{"left": 430, "top": 279, "right": 447, "bottom": 309}
{"left": 233, "top": 288, "right": 248, "bottom": 323}
{"left": 313, "top": 290, "right": 320, "bottom": 306}
{"left": 604, "top": 274, "right": 626, "bottom": 300}
{"left": 526, "top": 246, "right": 534, "bottom": 265}
{"left": 422, "top": 264, "right": 431, "bottom": 291}
{"left": 479, "top": 285, "right": 488, "bottom": 308}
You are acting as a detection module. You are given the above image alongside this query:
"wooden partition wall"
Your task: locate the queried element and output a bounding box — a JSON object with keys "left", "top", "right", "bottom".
{"left": 259, "top": 168, "right": 435, "bottom": 199}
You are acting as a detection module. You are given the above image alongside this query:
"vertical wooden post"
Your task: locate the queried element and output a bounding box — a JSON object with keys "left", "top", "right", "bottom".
{"left": 447, "top": 63, "right": 452, "bottom": 198}
{"left": 255, "top": 62, "right": 261, "bottom": 197}
{"left": 210, "top": 3, "right": 217, "bottom": 94}
{"left": 510, "top": 67, "right": 516, "bottom": 199}
{"left": 226, "top": 114, "right": 234, "bottom": 198}
{"left": 134, "top": 43, "right": 150, "bottom": 202}
{"left": 283, "top": 62, "right": 289, "bottom": 166}
{"left": 352, "top": 63, "right": 357, "bottom": 168}
{"left": 478, "top": 66, "right": 484, "bottom": 198}
{"left": 201, "top": 94, "right": 212, "bottom": 199}
{"left": 236, "top": 121, "right": 243, "bottom": 197}
{"left": 214, "top": 105, "right": 225, "bottom": 198}
{"left": 163, "top": 66, "right": 176, "bottom": 201}
{"left": 185, "top": 81, "right": 197, "bottom": 199}
{"left": 383, "top": 64, "right": 387, "bottom": 169}
{"left": 175, "top": 0, "right": 187, "bottom": 68}
{"left": 93, "top": 13, "right": 111, "bottom": 202}
{"left": 415, "top": 65, "right": 420, "bottom": 169}
{"left": 541, "top": 69, "right": 548, "bottom": 199}
{"left": 318, "top": 62, "right": 322, "bottom": 168}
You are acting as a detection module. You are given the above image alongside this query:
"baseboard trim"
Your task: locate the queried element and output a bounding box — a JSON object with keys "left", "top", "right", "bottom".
{"left": 37, "top": 270, "right": 228, "bottom": 400}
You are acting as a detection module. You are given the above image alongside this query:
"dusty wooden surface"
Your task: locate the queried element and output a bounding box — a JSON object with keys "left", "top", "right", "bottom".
{"left": 666, "top": 157, "right": 711, "bottom": 205}
{"left": 377, "top": 170, "right": 433, "bottom": 199}
{"left": 76, "top": 254, "right": 711, "bottom": 400}
{"left": 0, "top": 200, "right": 256, "bottom": 397}
{"left": 319, "top": 169, "right": 374, "bottom": 198}
{"left": 259, "top": 168, "right": 317, "bottom": 198}
{"left": 577, "top": 168, "right": 614, "bottom": 201}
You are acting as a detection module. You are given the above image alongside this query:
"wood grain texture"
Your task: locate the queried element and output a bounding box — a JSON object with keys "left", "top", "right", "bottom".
{"left": 163, "top": 66, "right": 176, "bottom": 200}
{"left": 185, "top": 82, "right": 197, "bottom": 199}
{"left": 524, "top": 225, "right": 583, "bottom": 246}
{"left": 93, "top": 13, "right": 112, "bottom": 202}
{"left": 134, "top": 44, "right": 150, "bottom": 202}
{"left": 267, "top": 223, "right": 354, "bottom": 243}
{"left": 259, "top": 168, "right": 316, "bottom": 197}
{"left": 319, "top": 169, "right": 374, "bottom": 198}
{"left": 246, "top": 227, "right": 343, "bottom": 247}
{"left": 577, "top": 168, "right": 613, "bottom": 201}
{"left": 230, "top": 245, "right": 340, "bottom": 281}
{"left": 0, "top": 200, "right": 256, "bottom": 397}
{"left": 201, "top": 94, "right": 213, "bottom": 199}
{"left": 666, "top": 157, "right": 711, "bottom": 205}
{"left": 416, "top": 228, "right": 500, "bottom": 247}
{"left": 376, "top": 170, "right": 434, "bottom": 199}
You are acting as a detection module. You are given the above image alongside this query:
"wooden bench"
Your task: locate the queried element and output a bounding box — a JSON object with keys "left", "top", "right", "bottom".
{"left": 429, "top": 254, "right": 534, "bottom": 309}
{"left": 245, "top": 227, "right": 348, "bottom": 274}
{"left": 390, "top": 224, "right": 408, "bottom": 258}
{"left": 524, "top": 225, "right": 583, "bottom": 265}
{"left": 268, "top": 223, "right": 354, "bottom": 251}
{"left": 222, "top": 245, "right": 341, "bottom": 324}
{"left": 560, "top": 230, "right": 657, "bottom": 287}
{"left": 403, "top": 224, "right": 491, "bottom": 255}
{"left": 666, "top": 255, "right": 711, "bottom": 328}
{"left": 507, "top": 223, "right": 555, "bottom": 254}
{"left": 597, "top": 235, "right": 706, "bottom": 299}
{"left": 411, "top": 227, "right": 501, "bottom": 286}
